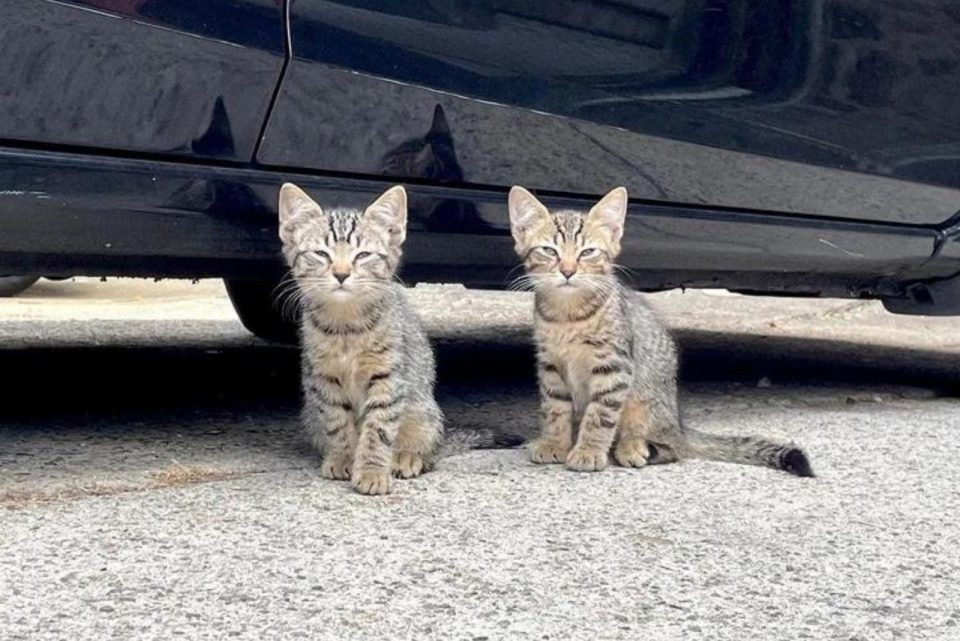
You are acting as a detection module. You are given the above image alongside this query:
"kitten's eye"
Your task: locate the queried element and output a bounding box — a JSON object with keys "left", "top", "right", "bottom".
{"left": 536, "top": 246, "right": 558, "bottom": 258}
{"left": 354, "top": 251, "right": 373, "bottom": 261}
{"left": 579, "top": 248, "right": 599, "bottom": 259}
{"left": 298, "top": 250, "right": 330, "bottom": 264}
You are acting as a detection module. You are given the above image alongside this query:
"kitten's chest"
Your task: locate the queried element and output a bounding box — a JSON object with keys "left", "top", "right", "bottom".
{"left": 536, "top": 322, "right": 599, "bottom": 408}
{"left": 304, "top": 332, "right": 376, "bottom": 405}
{"left": 564, "top": 354, "right": 594, "bottom": 412}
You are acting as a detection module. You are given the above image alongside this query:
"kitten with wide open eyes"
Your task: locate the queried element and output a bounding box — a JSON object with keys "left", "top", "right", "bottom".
{"left": 278, "top": 183, "right": 443, "bottom": 495}
{"left": 508, "top": 185, "right": 813, "bottom": 477}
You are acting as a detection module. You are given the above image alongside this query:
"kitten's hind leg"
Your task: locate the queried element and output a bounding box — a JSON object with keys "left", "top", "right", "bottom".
{"left": 638, "top": 400, "right": 681, "bottom": 466}
{"left": 393, "top": 402, "right": 443, "bottom": 479}
{"left": 613, "top": 394, "right": 651, "bottom": 468}
{"left": 645, "top": 441, "right": 679, "bottom": 465}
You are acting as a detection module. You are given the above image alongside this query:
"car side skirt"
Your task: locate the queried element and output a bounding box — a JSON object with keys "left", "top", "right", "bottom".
{"left": 1, "top": 147, "right": 955, "bottom": 301}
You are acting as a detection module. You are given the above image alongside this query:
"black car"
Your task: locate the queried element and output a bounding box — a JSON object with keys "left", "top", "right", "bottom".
{"left": 2, "top": 1, "right": 959, "bottom": 338}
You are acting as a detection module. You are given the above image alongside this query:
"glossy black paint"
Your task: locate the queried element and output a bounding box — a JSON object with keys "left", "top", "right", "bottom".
{"left": 0, "top": 148, "right": 951, "bottom": 300}
{"left": 1, "top": 0, "right": 959, "bottom": 305}
{"left": 0, "top": 0, "right": 285, "bottom": 161}
{"left": 260, "top": 0, "right": 960, "bottom": 224}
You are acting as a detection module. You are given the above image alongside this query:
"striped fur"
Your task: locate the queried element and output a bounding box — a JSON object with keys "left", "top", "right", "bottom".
{"left": 508, "top": 186, "right": 813, "bottom": 477}
{"left": 279, "top": 183, "right": 443, "bottom": 495}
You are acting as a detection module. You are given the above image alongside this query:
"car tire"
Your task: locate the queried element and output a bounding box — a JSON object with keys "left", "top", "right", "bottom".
{"left": 0, "top": 275, "right": 41, "bottom": 297}
{"left": 224, "top": 278, "right": 298, "bottom": 344}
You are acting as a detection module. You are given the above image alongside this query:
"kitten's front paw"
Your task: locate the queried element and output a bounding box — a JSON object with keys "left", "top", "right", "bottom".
{"left": 352, "top": 469, "right": 393, "bottom": 495}
{"left": 614, "top": 439, "right": 649, "bottom": 468}
{"left": 529, "top": 439, "right": 571, "bottom": 464}
{"left": 565, "top": 446, "right": 609, "bottom": 472}
{"left": 319, "top": 455, "right": 353, "bottom": 480}
{"left": 393, "top": 451, "right": 426, "bottom": 479}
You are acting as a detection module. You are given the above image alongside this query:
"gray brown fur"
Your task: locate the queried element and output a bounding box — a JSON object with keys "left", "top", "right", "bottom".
{"left": 508, "top": 186, "right": 813, "bottom": 477}
{"left": 278, "top": 183, "right": 443, "bottom": 495}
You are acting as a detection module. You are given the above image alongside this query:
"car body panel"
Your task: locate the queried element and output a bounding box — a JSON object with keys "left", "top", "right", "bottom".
{"left": 1, "top": 0, "right": 959, "bottom": 307}
{"left": 0, "top": 0, "right": 285, "bottom": 162}
{"left": 258, "top": 0, "right": 960, "bottom": 224}
{"left": 0, "top": 148, "right": 944, "bottom": 299}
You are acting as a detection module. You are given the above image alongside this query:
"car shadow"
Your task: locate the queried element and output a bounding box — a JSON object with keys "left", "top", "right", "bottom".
{"left": 1, "top": 328, "right": 956, "bottom": 499}
{"left": 1, "top": 330, "right": 957, "bottom": 426}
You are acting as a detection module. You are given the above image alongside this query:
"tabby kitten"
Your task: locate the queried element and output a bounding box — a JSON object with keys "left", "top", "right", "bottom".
{"left": 508, "top": 186, "right": 813, "bottom": 477}
{"left": 278, "top": 183, "right": 443, "bottom": 495}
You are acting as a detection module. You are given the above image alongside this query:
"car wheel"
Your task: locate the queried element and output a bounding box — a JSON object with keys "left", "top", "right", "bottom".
{"left": 224, "top": 278, "right": 298, "bottom": 343}
{"left": 0, "top": 275, "right": 41, "bottom": 297}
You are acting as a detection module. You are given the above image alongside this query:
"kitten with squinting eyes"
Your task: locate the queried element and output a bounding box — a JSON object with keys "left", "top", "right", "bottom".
{"left": 508, "top": 186, "right": 813, "bottom": 477}
{"left": 278, "top": 183, "right": 443, "bottom": 495}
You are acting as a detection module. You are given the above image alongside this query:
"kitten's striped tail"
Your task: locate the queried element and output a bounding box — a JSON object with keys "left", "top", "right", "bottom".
{"left": 666, "top": 428, "right": 814, "bottom": 477}
{"left": 438, "top": 428, "right": 527, "bottom": 458}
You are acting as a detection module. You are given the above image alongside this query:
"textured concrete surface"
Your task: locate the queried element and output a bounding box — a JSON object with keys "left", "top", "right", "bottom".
{"left": 2, "top": 280, "right": 960, "bottom": 640}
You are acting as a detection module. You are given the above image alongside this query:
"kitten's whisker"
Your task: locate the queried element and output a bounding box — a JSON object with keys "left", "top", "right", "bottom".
{"left": 508, "top": 275, "right": 539, "bottom": 292}
{"left": 578, "top": 275, "right": 618, "bottom": 300}
{"left": 502, "top": 264, "right": 526, "bottom": 287}
{"left": 273, "top": 279, "right": 307, "bottom": 321}
{"left": 612, "top": 264, "right": 636, "bottom": 286}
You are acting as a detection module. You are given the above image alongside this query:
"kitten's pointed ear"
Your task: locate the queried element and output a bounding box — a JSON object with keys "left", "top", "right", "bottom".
{"left": 430, "top": 104, "right": 451, "bottom": 136}
{"left": 508, "top": 186, "right": 550, "bottom": 251}
{"left": 365, "top": 185, "right": 407, "bottom": 248}
{"left": 586, "top": 187, "right": 628, "bottom": 244}
{"left": 278, "top": 182, "right": 324, "bottom": 244}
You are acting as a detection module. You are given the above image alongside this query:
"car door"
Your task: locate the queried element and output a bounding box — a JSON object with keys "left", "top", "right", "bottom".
{"left": 0, "top": 0, "right": 286, "bottom": 162}
{"left": 258, "top": 0, "right": 960, "bottom": 225}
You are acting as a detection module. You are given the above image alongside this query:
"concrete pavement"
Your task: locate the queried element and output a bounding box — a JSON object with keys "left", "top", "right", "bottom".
{"left": 1, "top": 280, "right": 959, "bottom": 640}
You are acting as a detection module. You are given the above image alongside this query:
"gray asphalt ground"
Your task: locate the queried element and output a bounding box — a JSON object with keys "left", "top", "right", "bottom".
{"left": 2, "top": 280, "right": 960, "bottom": 640}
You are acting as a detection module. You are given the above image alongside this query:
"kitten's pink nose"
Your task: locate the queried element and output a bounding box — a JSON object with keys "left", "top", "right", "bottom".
{"left": 560, "top": 266, "right": 577, "bottom": 280}
{"left": 333, "top": 271, "right": 349, "bottom": 284}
